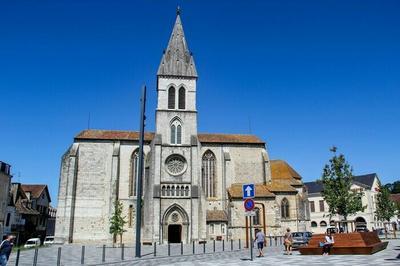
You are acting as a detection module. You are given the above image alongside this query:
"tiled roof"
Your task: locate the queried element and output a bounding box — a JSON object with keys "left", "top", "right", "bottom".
{"left": 74, "top": 130, "right": 265, "bottom": 145}
{"left": 266, "top": 181, "right": 298, "bottom": 193}
{"left": 206, "top": 210, "right": 228, "bottom": 222}
{"left": 21, "top": 184, "right": 47, "bottom": 199}
{"left": 15, "top": 200, "right": 39, "bottom": 215}
{"left": 270, "top": 160, "right": 302, "bottom": 181}
{"left": 198, "top": 133, "right": 264, "bottom": 144}
{"left": 227, "top": 183, "right": 275, "bottom": 199}
{"left": 75, "top": 130, "right": 155, "bottom": 142}
{"left": 390, "top": 193, "right": 400, "bottom": 203}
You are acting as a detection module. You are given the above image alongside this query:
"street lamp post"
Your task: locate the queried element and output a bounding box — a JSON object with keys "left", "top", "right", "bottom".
{"left": 135, "top": 85, "right": 147, "bottom": 258}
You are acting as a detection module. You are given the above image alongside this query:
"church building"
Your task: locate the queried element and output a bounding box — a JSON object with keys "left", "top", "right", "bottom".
{"left": 55, "top": 11, "right": 310, "bottom": 244}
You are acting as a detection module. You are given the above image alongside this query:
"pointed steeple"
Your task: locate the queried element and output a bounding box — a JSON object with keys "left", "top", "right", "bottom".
{"left": 157, "top": 9, "right": 198, "bottom": 78}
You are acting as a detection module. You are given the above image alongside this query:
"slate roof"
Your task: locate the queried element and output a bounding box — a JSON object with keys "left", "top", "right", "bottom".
{"left": 75, "top": 130, "right": 265, "bottom": 145}
{"left": 266, "top": 181, "right": 298, "bottom": 193}
{"left": 157, "top": 11, "right": 197, "bottom": 78}
{"left": 305, "top": 173, "right": 378, "bottom": 194}
{"left": 206, "top": 210, "right": 228, "bottom": 222}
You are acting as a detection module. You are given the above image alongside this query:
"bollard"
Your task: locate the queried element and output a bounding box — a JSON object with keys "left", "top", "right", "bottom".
{"left": 15, "top": 249, "right": 20, "bottom": 266}
{"left": 192, "top": 241, "right": 195, "bottom": 254}
{"left": 280, "top": 236, "right": 282, "bottom": 245}
{"left": 203, "top": 241, "right": 206, "bottom": 253}
{"left": 81, "top": 246, "right": 85, "bottom": 265}
{"left": 121, "top": 243, "right": 125, "bottom": 261}
{"left": 57, "top": 247, "right": 62, "bottom": 266}
{"left": 269, "top": 236, "right": 272, "bottom": 247}
{"left": 222, "top": 239, "right": 225, "bottom": 251}
{"left": 213, "top": 240, "right": 215, "bottom": 253}
{"left": 154, "top": 242, "right": 157, "bottom": 257}
{"left": 231, "top": 239, "right": 233, "bottom": 251}
{"left": 181, "top": 241, "right": 184, "bottom": 255}
{"left": 102, "top": 244, "right": 106, "bottom": 262}
{"left": 275, "top": 237, "right": 277, "bottom": 246}
{"left": 33, "top": 248, "right": 38, "bottom": 266}
{"left": 168, "top": 242, "right": 171, "bottom": 256}
{"left": 239, "top": 239, "right": 241, "bottom": 250}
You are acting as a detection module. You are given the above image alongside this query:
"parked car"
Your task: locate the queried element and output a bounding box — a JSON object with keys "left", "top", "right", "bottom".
{"left": 291, "top": 231, "right": 312, "bottom": 248}
{"left": 24, "top": 238, "right": 41, "bottom": 248}
{"left": 43, "top": 236, "right": 55, "bottom": 245}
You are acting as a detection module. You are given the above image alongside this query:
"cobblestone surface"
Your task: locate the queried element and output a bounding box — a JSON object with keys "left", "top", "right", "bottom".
{"left": 7, "top": 239, "right": 400, "bottom": 265}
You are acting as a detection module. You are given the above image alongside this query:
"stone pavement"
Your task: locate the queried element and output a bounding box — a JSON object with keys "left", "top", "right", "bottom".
{"left": 7, "top": 239, "right": 400, "bottom": 265}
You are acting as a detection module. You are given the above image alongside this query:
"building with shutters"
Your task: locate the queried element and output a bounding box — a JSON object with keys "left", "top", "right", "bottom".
{"left": 55, "top": 10, "right": 309, "bottom": 244}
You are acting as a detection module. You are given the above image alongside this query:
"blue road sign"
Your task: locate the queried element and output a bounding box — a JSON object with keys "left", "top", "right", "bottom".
{"left": 243, "top": 184, "right": 255, "bottom": 199}
{"left": 244, "top": 198, "right": 255, "bottom": 211}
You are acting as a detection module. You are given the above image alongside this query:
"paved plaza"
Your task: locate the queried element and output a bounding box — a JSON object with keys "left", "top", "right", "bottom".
{"left": 7, "top": 239, "right": 400, "bottom": 265}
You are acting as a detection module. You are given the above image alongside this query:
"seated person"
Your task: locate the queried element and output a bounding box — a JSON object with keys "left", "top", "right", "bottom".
{"left": 322, "top": 232, "right": 334, "bottom": 255}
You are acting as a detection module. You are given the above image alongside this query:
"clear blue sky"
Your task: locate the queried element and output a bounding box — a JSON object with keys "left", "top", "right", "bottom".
{"left": 1, "top": 0, "right": 399, "bottom": 205}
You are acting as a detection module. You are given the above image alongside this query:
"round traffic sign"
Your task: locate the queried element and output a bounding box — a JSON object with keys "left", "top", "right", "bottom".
{"left": 244, "top": 198, "right": 255, "bottom": 211}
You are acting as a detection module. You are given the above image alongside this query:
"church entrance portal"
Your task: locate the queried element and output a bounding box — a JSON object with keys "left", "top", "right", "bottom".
{"left": 168, "top": 224, "right": 182, "bottom": 243}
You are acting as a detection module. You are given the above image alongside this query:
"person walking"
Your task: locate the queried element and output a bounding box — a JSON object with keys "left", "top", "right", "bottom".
{"left": 254, "top": 229, "right": 266, "bottom": 257}
{"left": 283, "top": 228, "right": 293, "bottom": 255}
{"left": 0, "top": 235, "right": 15, "bottom": 266}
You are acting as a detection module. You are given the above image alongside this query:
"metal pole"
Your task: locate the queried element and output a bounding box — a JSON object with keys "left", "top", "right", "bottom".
{"left": 135, "top": 85, "right": 147, "bottom": 258}
{"left": 121, "top": 243, "right": 125, "bottom": 261}
{"left": 181, "top": 241, "right": 184, "bottom": 255}
{"left": 192, "top": 241, "right": 195, "bottom": 254}
{"left": 222, "top": 239, "right": 225, "bottom": 251}
{"left": 168, "top": 242, "right": 171, "bottom": 256}
{"left": 203, "top": 241, "right": 206, "bottom": 253}
{"left": 154, "top": 242, "right": 157, "bottom": 257}
{"left": 102, "top": 244, "right": 106, "bottom": 262}
{"left": 57, "top": 247, "right": 62, "bottom": 266}
{"left": 249, "top": 218, "right": 253, "bottom": 261}
{"left": 33, "top": 248, "right": 38, "bottom": 266}
{"left": 81, "top": 246, "right": 85, "bottom": 265}
{"left": 15, "top": 249, "right": 20, "bottom": 266}
{"left": 231, "top": 239, "right": 233, "bottom": 251}
{"left": 213, "top": 240, "right": 215, "bottom": 252}
{"left": 239, "top": 239, "right": 241, "bottom": 250}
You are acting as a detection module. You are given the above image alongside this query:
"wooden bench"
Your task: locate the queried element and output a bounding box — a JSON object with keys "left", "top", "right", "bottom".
{"left": 298, "top": 232, "right": 388, "bottom": 255}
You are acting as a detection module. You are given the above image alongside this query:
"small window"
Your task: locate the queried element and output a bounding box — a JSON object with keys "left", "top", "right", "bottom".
{"left": 319, "top": 200, "right": 325, "bottom": 212}
{"left": 210, "top": 224, "right": 215, "bottom": 234}
{"left": 221, "top": 224, "right": 226, "bottom": 234}
{"left": 311, "top": 221, "right": 317, "bottom": 227}
{"left": 253, "top": 207, "right": 260, "bottom": 225}
{"left": 281, "top": 198, "right": 290, "bottom": 219}
{"left": 320, "top": 221, "right": 327, "bottom": 227}
{"left": 310, "top": 201, "right": 315, "bottom": 213}
{"left": 168, "top": 87, "right": 175, "bottom": 109}
{"left": 178, "top": 87, "right": 185, "bottom": 109}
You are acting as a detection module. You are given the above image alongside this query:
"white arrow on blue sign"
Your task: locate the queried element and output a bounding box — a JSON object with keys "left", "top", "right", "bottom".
{"left": 242, "top": 184, "right": 255, "bottom": 199}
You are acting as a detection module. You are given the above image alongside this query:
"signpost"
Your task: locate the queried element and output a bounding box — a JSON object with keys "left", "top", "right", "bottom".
{"left": 243, "top": 184, "right": 255, "bottom": 261}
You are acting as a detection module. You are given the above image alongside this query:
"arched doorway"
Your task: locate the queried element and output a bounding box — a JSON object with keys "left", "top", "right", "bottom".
{"left": 162, "top": 204, "right": 189, "bottom": 243}
{"left": 355, "top": 217, "right": 367, "bottom": 231}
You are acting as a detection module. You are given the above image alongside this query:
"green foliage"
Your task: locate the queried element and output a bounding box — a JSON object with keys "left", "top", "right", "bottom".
{"left": 319, "top": 147, "right": 365, "bottom": 220}
{"left": 109, "top": 200, "right": 127, "bottom": 244}
{"left": 375, "top": 182, "right": 396, "bottom": 222}
{"left": 384, "top": 181, "right": 400, "bottom": 194}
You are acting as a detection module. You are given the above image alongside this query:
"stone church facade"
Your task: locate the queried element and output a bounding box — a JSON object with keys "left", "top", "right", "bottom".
{"left": 55, "top": 12, "right": 310, "bottom": 244}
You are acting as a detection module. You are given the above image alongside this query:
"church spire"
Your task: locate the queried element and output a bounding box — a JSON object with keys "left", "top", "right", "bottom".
{"left": 157, "top": 8, "right": 198, "bottom": 78}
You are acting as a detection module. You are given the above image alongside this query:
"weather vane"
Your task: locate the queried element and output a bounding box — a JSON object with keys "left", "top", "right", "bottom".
{"left": 177, "top": 6, "right": 181, "bottom": 15}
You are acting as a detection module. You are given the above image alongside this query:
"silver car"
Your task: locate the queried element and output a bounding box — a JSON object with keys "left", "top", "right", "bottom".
{"left": 291, "top": 231, "right": 312, "bottom": 249}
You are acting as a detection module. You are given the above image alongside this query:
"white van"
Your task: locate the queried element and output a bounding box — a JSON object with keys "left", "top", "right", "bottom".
{"left": 43, "top": 236, "right": 55, "bottom": 245}
{"left": 24, "top": 238, "right": 41, "bottom": 248}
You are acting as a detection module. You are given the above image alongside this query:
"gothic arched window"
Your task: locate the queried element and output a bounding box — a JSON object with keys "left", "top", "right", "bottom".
{"left": 129, "top": 149, "right": 139, "bottom": 196}
{"left": 170, "top": 118, "right": 182, "bottom": 144}
{"left": 168, "top": 86, "right": 175, "bottom": 109}
{"left": 253, "top": 207, "right": 260, "bottom": 225}
{"left": 281, "top": 198, "right": 290, "bottom": 219}
{"left": 178, "top": 87, "right": 185, "bottom": 109}
{"left": 202, "top": 150, "right": 216, "bottom": 198}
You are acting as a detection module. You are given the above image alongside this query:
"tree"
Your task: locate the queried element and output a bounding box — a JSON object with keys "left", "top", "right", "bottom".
{"left": 319, "top": 147, "right": 365, "bottom": 231}
{"left": 384, "top": 181, "right": 400, "bottom": 194}
{"left": 109, "top": 200, "right": 127, "bottom": 246}
{"left": 376, "top": 182, "right": 396, "bottom": 238}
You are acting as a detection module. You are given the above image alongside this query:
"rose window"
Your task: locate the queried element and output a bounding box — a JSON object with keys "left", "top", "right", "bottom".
{"left": 166, "top": 155, "right": 187, "bottom": 176}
